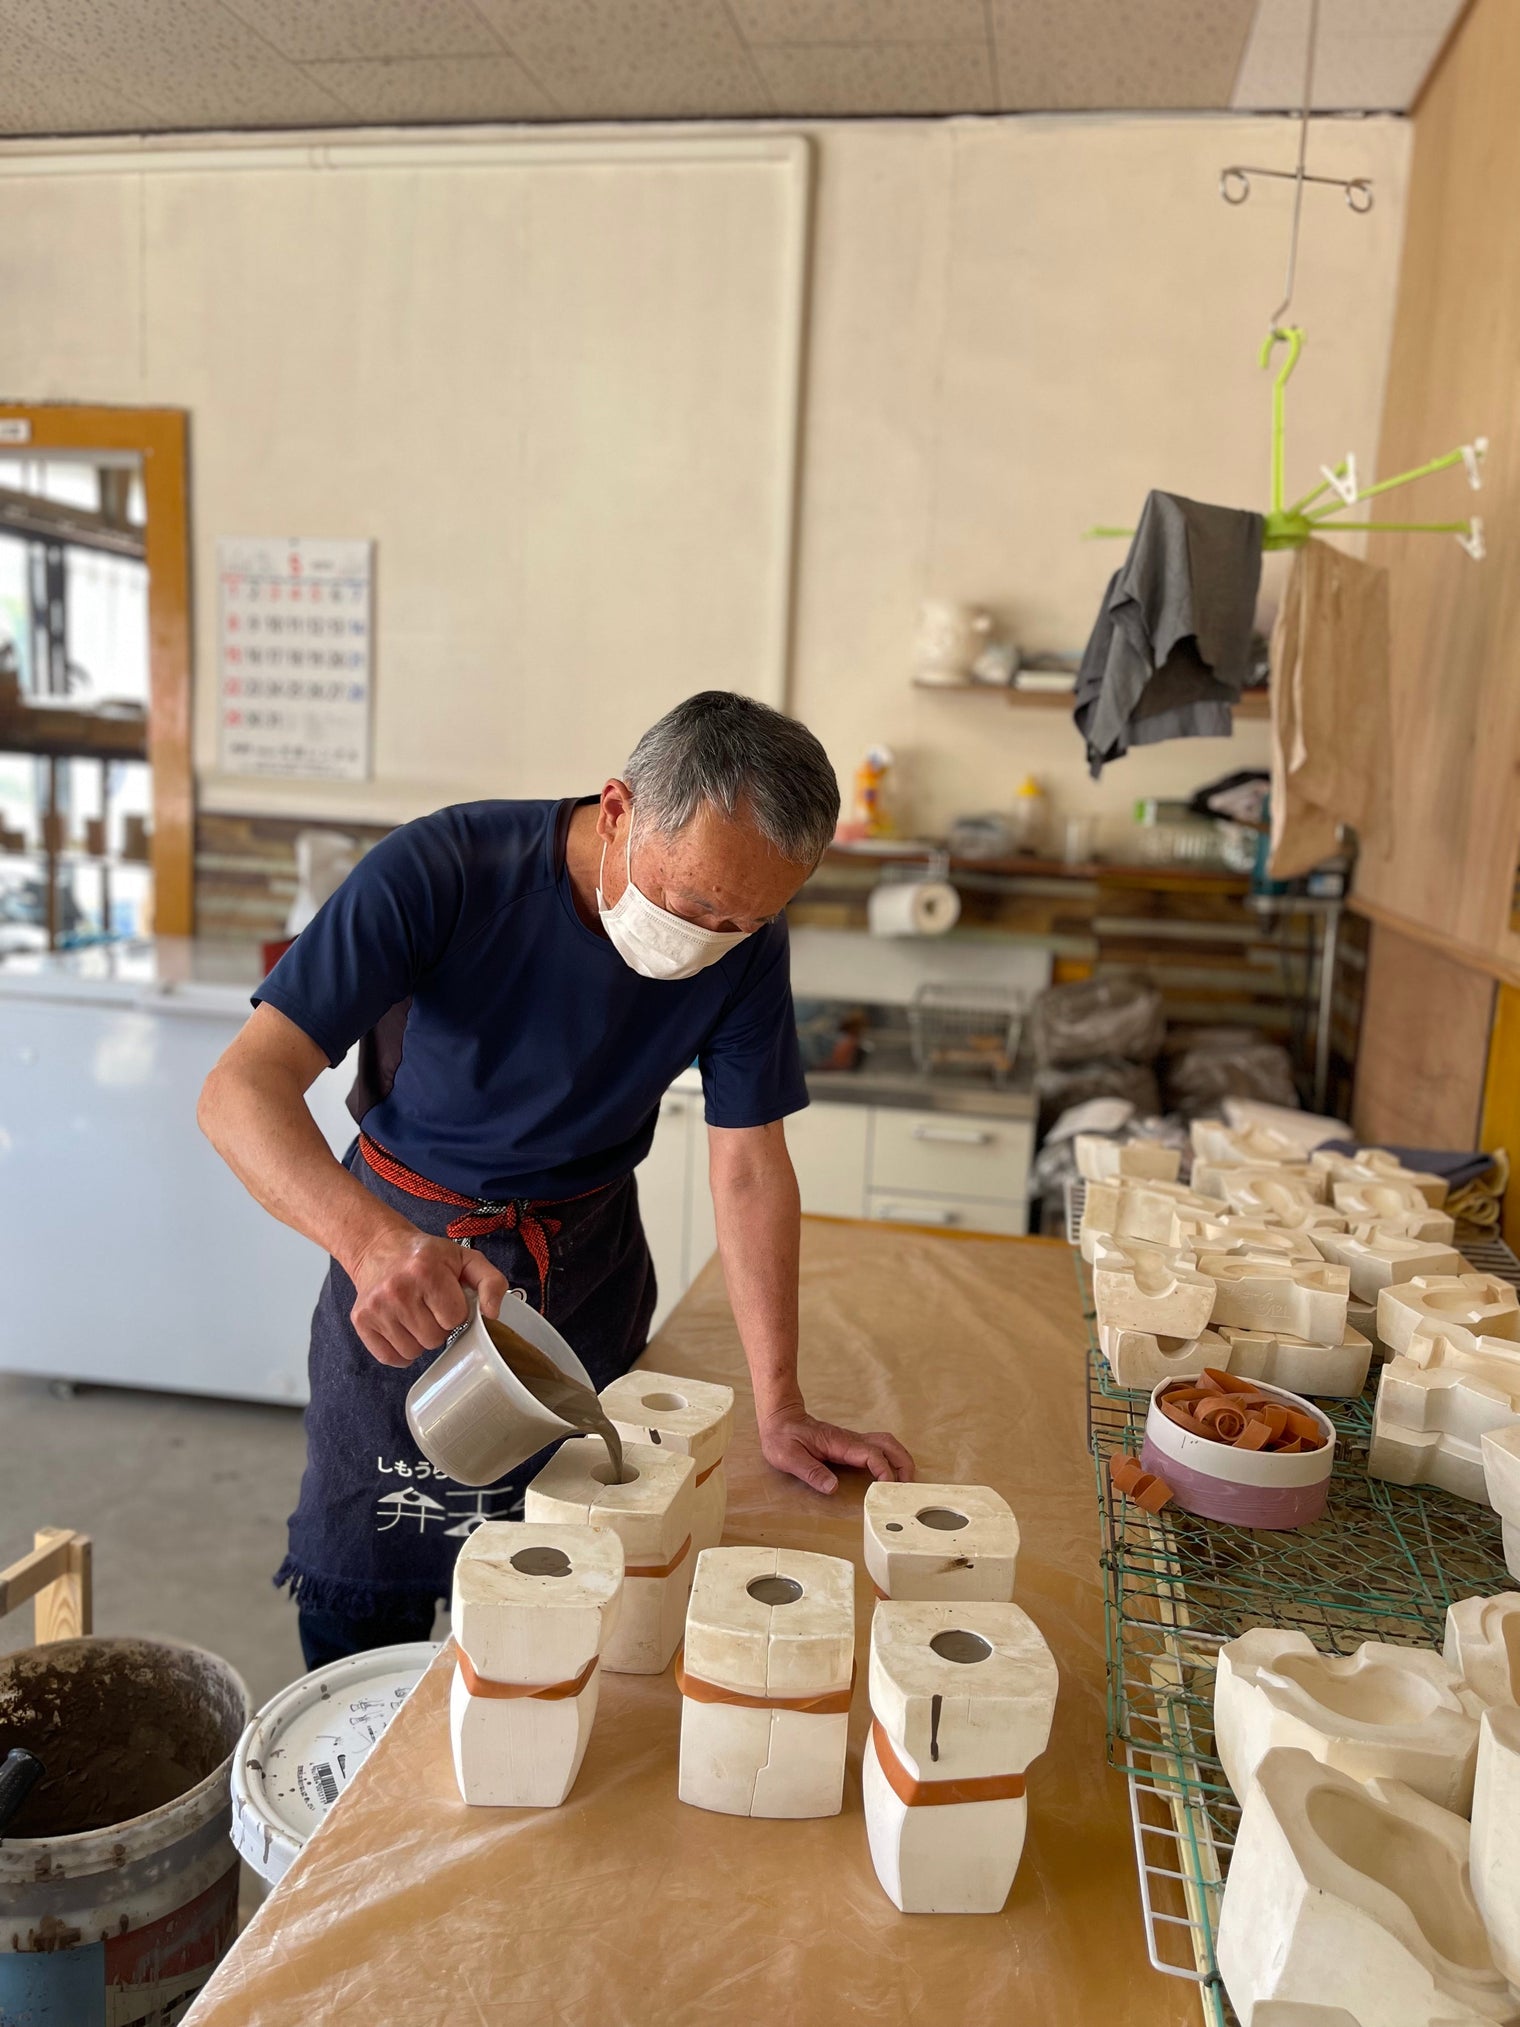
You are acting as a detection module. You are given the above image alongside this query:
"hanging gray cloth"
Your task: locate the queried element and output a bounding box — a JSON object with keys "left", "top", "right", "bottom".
{"left": 1074, "top": 491, "right": 1264, "bottom": 778}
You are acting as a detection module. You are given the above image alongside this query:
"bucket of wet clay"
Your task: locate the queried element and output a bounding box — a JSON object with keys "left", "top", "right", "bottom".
{"left": 0, "top": 1635, "right": 251, "bottom": 2026}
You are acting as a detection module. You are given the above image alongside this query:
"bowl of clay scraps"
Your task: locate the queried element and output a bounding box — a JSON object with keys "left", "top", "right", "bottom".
{"left": 1140, "top": 1368, "right": 1335, "bottom": 1530}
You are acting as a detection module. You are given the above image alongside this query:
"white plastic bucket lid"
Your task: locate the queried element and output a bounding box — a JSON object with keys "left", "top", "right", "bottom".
{"left": 231, "top": 1642, "right": 438, "bottom": 1885}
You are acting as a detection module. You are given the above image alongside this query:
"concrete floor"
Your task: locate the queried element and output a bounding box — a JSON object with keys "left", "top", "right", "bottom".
{"left": 0, "top": 1372, "right": 316, "bottom": 1708}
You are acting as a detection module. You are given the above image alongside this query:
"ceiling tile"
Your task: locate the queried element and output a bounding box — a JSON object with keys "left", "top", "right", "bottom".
{"left": 308, "top": 55, "right": 557, "bottom": 121}
{"left": 0, "top": 0, "right": 349, "bottom": 126}
{"left": 220, "top": 0, "right": 505, "bottom": 63}
{"left": 0, "top": 17, "right": 163, "bottom": 132}
{"left": 751, "top": 39, "right": 995, "bottom": 116}
{"left": 728, "top": 0, "right": 987, "bottom": 44}
{"left": 473, "top": 0, "right": 771, "bottom": 116}
{"left": 989, "top": 0, "right": 1256, "bottom": 109}
{"left": 1231, "top": 0, "right": 1465, "bottom": 109}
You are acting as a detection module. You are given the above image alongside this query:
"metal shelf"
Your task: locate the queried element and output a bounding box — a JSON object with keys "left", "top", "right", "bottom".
{"left": 1068, "top": 1176, "right": 1517, "bottom": 2024}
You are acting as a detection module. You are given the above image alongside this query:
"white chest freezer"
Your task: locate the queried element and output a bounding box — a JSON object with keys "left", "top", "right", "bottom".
{"left": 0, "top": 937, "right": 357, "bottom": 1404}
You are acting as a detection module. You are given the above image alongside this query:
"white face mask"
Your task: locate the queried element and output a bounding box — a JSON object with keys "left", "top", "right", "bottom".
{"left": 596, "top": 819, "right": 753, "bottom": 980}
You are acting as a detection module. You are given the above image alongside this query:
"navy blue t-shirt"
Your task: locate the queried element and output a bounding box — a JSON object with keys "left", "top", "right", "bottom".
{"left": 254, "top": 797, "right": 807, "bottom": 1202}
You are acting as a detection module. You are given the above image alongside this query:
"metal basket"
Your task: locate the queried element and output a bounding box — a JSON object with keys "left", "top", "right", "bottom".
{"left": 907, "top": 981, "right": 1026, "bottom": 1084}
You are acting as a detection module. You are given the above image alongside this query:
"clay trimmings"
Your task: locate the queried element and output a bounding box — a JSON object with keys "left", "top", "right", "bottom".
{"left": 1157, "top": 1369, "right": 1329, "bottom": 1454}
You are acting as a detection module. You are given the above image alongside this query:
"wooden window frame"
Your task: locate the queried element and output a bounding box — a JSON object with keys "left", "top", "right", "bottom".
{"left": 0, "top": 401, "right": 193, "bottom": 935}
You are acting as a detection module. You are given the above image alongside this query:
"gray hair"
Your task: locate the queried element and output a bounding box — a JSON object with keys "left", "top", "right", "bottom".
{"left": 624, "top": 691, "right": 840, "bottom": 865}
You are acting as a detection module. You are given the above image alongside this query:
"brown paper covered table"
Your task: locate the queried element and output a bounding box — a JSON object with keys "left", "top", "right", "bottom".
{"left": 190, "top": 1222, "right": 1192, "bottom": 2026}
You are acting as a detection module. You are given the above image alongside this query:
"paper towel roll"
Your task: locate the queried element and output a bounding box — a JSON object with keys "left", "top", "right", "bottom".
{"left": 867, "top": 880, "right": 961, "bottom": 938}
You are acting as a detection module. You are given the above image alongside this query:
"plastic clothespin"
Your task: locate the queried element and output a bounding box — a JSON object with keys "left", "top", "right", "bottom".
{"left": 1318, "top": 454, "right": 1358, "bottom": 505}
{"left": 1457, "top": 517, "right": 1486, "bottom": 562}
{"left": 1462, "top": 438, "right": 1488, "bottom": 491}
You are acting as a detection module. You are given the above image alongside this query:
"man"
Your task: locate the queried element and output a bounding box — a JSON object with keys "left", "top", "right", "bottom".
{"left": 200, "top": 691, "right": 914, "bottom": 1668}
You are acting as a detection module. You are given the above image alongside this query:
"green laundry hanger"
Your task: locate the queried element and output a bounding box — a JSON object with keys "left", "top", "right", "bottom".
{"left": 1088, "top": 0, "right": 1486, "bottom": 562}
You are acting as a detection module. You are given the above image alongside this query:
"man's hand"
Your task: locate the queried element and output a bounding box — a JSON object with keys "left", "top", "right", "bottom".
{"left": 758, "top": 1405, "right": 915, "bottom": 1495}
{"left": 347, "top": 1226, "right": 509, "bottom": 1369}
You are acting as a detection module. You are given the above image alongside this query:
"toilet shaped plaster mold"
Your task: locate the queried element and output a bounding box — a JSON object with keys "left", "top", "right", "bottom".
{"left": 1482, "top": 1425, "right": 1520, "bottom": 1582}
{"left": 525, "top": 1436, "right": 695, "bottom": 1674}
{"left": 1377, "top": 1276, "right": 1520, "bottom": 1361}
{"left": 1079, "top": 1178, "right": 1212, "bottom": 1262}
{"left": 449, "top": 1520, "right": 624, "bottom": 1807}
{"left": 1073, "top": 1134, "right": 1181, "bottom": 1183}
{"left": 1332, "top": 1181, "right": 1454, "bottom": 1242}
{"left": 1214, "top": 1628, "right": 1480, "bottom": 1813}
{"left": 1213, "top": 1324, "right": 1374, "bottom": 1399}
{"left": 1170, "top": 1217, "right": 1324, "bottom": 1265}
{"left": 1197, "top": 1255, "right": 1351, "bottom": 1345}
{"left": 1091, "top": 1239, "right": 1216, "bottom": 1338}
{"left": 862, "top": 1600, "right": 1058, "bottom": 1914}
{"left": 1311, "top": 1229, "right": 1464, "bottom": 1305}
{"left": 1369, "top": 1338, "right": 1520, "bottom": 1505}
{"left": 1191, "top": 1120, "right": 1310, "bottom": 1170}
{"left": 1469, "top": 1704, "right": 1520, "bottom": 1991}
{"left": 1097, "top": 1324, "right": 1227, "bottom": 1390}
{"left": 863, "top": 1482, "right": 1020, "bottom": 1601}
{"left": 1312, "top": 1146, "right": 1450, "bottom": 1209}
{"left": 677, "top": 1546, "right": 854, "bottom": 1818}
{"left": 1215, "top": 1747, "right": 1517, "bottom": 2027}
{"left": 599, "top": 1369, "right": 734, "bottom": 1558}
{"left": 1443, "top": 1593, "right": 1520, "bottom": 1712}
{"left": 1195, "top": 1164, "right": 1332, "bottom": 1215}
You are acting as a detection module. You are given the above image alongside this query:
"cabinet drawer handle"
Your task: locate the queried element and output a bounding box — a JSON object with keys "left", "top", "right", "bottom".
{"left": 910, "top": 1125, "right": 993, "bottom": 1146}
{"left": 877, "top": 1204, "right": 961, "bottom": 1226}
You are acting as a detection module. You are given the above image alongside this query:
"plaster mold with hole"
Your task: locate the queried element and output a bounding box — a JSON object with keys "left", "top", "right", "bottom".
{"left": 1376, "top": 1276, "right": 1520, "bottom": 1361}
{"left": 677, "top": 1546, "right": 854, "bottom": 1818}
{"left": 1170, "top": 1216, "right": 1323, "bottom": 1264}
{"left": 1197, "top": 1255, "right": 1351, "bottom": 1344}
{"left": 1346, "top": 1206, "right": 1458, "bottom": 1245}
{"left": 1312, "top": 1147, "right": 1450, "bottom": 1208}
{"left": 1215, "top": 1747, "right": 1517, "bottom": 2027}
{"left": 1091, "top": 1239, "right": 1216, "bottom": 1338}
{"left": 1191, "top": 1120, "right": 1312, "bottom": 1170}
{"left": 1311, "top": 1228, "right": 1463, "bottom": 1304}
{"left": 1482, "top": 1425, "right": 1520, "bottom": 1582}
{"left": 1442, "top": 1593, "right": 1520, "bottom": 1712}
{"left": 1214, "top": 1324, "right": 1374, "bottom": 1398}
{"left": 1332, "top": 1180, "right": 1452, "bottom": 1237}
{"left": 525, "top": 1437, "right": 694, "bottom": 1674}
{"left": 1073, "top": 1135, "right": 1180, "bottom": 1184}
{"left": 1194, "top": 1162, "right": 1332, "bottom": 1212}
{"left": 448, "top": 1521, "right": 624, "bottom": 1807}
{"left": 863, "top": 1483, "right": 1020, "bottom": 1602}
{"left": 1097, "top": 1324, "right": 1228, "bottom": 1389}
{"left": 1078, "top": 1178, "right": 1213, "bottom": 1261}
{"left": 600, "top": 1370, "right": 734, "bottom": 1558}
{"left": 1470, "top": 1705, "right": 1520, "bottom": 1991}
{"left": 863, "top": 1600, "right": 1058, "bottom": 1914}
{"left": 1214, "top": 1629, "right": 1480, "bottom": 1812}
{"left": 1368, "top": 1339, "right": 1520, "bottom": 1504}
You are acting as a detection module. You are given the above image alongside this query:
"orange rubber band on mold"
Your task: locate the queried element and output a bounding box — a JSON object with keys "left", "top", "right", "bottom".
{"left": 456, "top": 1649, "right": 599, "bottom": 1701}
{"left": 869, "top": 1719, "right": 1026, "bottom": 1806}
{"left": 673, "top": 1648, "right": 855, "bottom": 1715}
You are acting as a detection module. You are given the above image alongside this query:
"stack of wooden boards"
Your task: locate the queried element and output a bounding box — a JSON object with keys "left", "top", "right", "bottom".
{"left": 1205, "top": 1593, "right": 1520, "bottom": 2026}
{"left": 447, "top": 1376, "right": 1061, "bottom": 1920}
{"left": 1080, "top": 1121, "right": 1520, "bottom": 1569}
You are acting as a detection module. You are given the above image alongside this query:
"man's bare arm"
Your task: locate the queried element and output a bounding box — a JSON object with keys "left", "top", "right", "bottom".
{"left": 707, "top": 1119, "right": 913, "bottom": 1492}
{"left": 197, "top": 1003, "right": 505, "bottom": 1367}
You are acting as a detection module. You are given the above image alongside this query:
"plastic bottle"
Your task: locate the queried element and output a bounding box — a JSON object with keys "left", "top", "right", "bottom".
{"left": 1008, "top": 774, "right": 1048, "bottom": 856}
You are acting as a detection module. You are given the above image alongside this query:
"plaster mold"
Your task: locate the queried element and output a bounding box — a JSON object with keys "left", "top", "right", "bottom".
{"left": 1376, "top": 1276, "right": 1520, "bottom": 1361}
{"left": 1369, "top": 1341, "right": 1520, "bottom": 1505}
{"left": 600, "top": 1369, "right": 734, "bottom": 1557}
{"left": 448, "top": 1520, "right": 624, "bottom": 1807}
{"left": 1311, "top": 1229, "right": 1462, "bottom": 1304}
{"left": 1214, "top": 1324, "right": 1374, "bottom": 1398}
{"left": 863, "top": 1482, "right": 1020, "bottom": 1602}
{"left": 1191, "top": 1121, "right": 1311, "bottom": 1169}
{"left": 1332, "top": 1178, "right": 1444, "bottom": 1226}
{"left": 863, "top": 1600, "right": 1058, "bottom": 1914}
{"left": 1442, "top": 1593, "right": 1520, "bottom": 1712}
{"left": 1345, "top": 1206, "right": 1458, "bottom": 1245}
{"left": 1092, "top": 1239, "right": 1216, "bottom": 1338}
{"left": 1170, "top": 1215, "right": 1323, "bottom": 1263}
{"left": 525, "top": 1436, "right": 695, "bottom": 1674}
{"left": 1073, "top": 1135, "right": 1181, "bottom": 1183}
{"left": 1098, "top": 1323, "right": 1226, "bottom": 1389}
{"left": 1312, "top": 1147, "right": 1450, "bottom": 1208}
{"left": 1215, "top": 1748, "right": 1516, "bottom": 2027}
{"left": 677, "top": 1546, "right": 854, "bottom": 1818}
{"left": 1079, "top": 1177, "right": 1212, "bottom": 1261}
{"left": 1469, "top": 1704, "right": 1520, "bottom": 1990}
{"left": 1198, "top": 1255, "right": 1351, "bottom": 1344}
{"left": 1214, "top": 1628, "right": 1479, "bottom": 1812}
{"left": 1482, "top": 1425, "right": 1520, "bottom": 1582}
{"left": 1195, "top": 1163, "right": 1331, "bottom": 1212}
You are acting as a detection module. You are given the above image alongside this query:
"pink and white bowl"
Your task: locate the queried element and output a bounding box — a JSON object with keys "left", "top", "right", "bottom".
{"left": 1139, "top": 1378, "right": 1336, "bottom": 1530}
